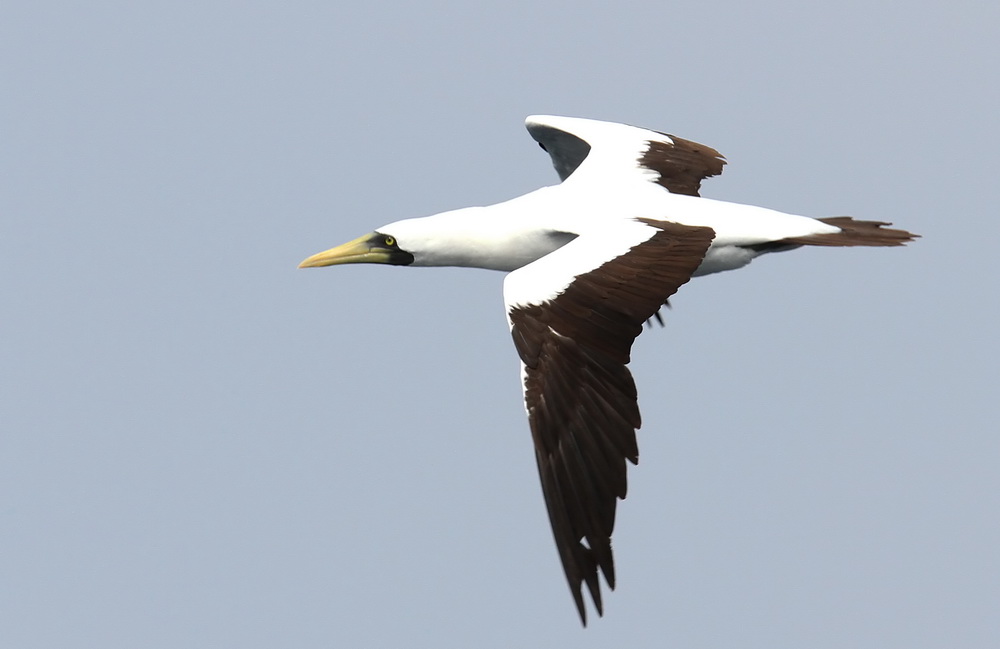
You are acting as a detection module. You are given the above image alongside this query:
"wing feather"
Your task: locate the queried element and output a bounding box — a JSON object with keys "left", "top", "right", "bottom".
{"left": 504, "top": 219, "right": 716, "bottom": 624}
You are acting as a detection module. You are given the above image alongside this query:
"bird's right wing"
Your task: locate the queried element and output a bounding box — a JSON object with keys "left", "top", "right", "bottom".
{"left": 526, "top": 115, "right": 726, "bottom": 196}
{"left": 502, "top": 218, "right": 716, "bottom": 624}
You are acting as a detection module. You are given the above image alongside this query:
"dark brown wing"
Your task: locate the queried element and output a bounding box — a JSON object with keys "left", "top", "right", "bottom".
{"left": 639, "top": 135, "right": 726, "bottom": 196}
{"left": 506, "top": 220, "right": 716, "bottom": 624}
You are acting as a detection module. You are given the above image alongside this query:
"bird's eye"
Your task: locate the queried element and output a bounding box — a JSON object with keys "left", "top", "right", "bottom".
{"left": 384, "top": 236, "right": 396, "bottom": 247}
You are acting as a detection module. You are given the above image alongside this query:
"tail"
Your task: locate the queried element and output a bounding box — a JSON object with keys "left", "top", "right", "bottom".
{"left": 784, "top": 217, "right": 919, "bottom": 247}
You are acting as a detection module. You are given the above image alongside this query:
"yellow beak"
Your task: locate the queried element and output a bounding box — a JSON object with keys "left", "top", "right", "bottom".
{"left": 298, "top": 233, "right": 393, "bottom": 268}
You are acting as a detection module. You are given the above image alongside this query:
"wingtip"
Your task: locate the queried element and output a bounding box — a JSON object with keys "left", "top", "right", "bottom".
{"left": 571, "top": 587, "right": 588, "bottom": 627}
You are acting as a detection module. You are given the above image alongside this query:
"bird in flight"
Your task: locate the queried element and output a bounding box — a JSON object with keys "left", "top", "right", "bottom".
{"left": 299, "top": 115, "right": 917, "bottom": 625}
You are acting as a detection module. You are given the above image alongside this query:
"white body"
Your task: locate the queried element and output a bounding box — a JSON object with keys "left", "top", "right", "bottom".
{"left": 384, "top": 181, "right": 838, "bottom": 276}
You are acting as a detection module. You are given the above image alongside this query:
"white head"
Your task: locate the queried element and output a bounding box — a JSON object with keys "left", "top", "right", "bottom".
{"left": 298, "top": 207, "right": 526, "bottom": 270}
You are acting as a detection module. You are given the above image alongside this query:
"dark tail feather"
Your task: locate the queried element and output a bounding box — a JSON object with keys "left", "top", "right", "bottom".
{"left": 783, "top": 217, "right": 919, "bottom": 247}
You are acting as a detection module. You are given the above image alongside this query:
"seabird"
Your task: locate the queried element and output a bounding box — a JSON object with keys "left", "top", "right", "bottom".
{"left": 299, "top": 115, "right": 917, "bottom": 625}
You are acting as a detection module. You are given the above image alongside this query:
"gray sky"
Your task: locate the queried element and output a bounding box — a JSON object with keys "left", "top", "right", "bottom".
{"left": 3, "top": 1, "right": 997, "bottom": 647}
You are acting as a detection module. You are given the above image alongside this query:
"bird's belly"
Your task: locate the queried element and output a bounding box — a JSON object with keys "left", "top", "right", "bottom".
{"left": 692, "top": 245, "right": 758, "bottom": 277}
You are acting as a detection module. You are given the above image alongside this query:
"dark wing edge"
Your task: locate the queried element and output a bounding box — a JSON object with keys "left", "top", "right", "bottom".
{"left": 640, "top": 134, "right": 727, "bottom": 197}
{"left": 507, "top": 220, "right": 716, "bottom": 625}
{"left": 526, "top": 122, "right": 592, "bottom": 182}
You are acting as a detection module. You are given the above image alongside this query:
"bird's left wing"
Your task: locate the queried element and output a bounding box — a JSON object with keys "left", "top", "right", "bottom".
{"left": 526, "top": 115, "right": 726, "bottom": 196}
{"left": 503, "top": 218, "right": 716, "bottom": 624}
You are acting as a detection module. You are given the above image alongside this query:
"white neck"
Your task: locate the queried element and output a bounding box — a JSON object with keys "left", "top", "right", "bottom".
{"left": 380, "top": 192, "right": 575, "bottom": 271}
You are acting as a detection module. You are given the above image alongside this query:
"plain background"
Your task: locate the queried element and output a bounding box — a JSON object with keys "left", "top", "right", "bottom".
{"left": 3, "top": 2, "right": 997, "bottom": 647}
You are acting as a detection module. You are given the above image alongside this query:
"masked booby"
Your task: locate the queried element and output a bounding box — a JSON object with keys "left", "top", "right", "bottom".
{"left": 299, "top": 115, "right": 917, "bottom": 625}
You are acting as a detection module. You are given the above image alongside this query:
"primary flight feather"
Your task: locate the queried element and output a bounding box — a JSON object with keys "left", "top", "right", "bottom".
{"left": 299, "top": 115, "right": 917, "bottom": 625}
